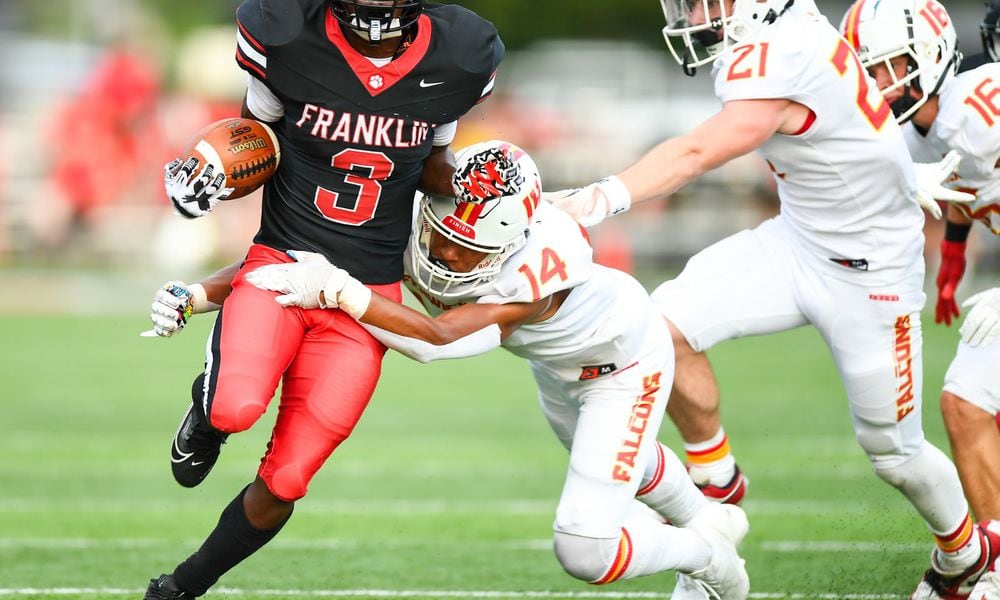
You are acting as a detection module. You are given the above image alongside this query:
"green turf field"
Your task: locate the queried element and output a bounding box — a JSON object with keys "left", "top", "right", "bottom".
{"left": 0, "top": 311, "right": 969, "bottom": 599}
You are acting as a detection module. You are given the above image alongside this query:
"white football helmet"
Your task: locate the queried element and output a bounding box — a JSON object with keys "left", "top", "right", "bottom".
{"left": 840, "top": 0, "right": 960, "bottom": 123}
{"left": 410, "top": 140, "right": 542, "bottom": 298}
{"left": 982, "top": 0, "right": 1000, "bottom": 63}
{"left": 661, "top": 0, "right": 795, "bottom": 74}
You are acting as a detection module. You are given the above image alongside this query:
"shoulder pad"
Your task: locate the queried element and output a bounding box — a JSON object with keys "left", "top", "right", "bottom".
{"left": 239, "top": 0, "right": 325, "bottom": 47}
{"left": 477, "top": 203, "right": 593, "bottom": 305}
{"left": 424, "top": 4, "right": 504, "bottom": 79}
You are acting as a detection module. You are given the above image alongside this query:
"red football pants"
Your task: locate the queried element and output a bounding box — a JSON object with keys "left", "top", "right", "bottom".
{"left": 200, "top": 244, "right": 402, "bottom": 501}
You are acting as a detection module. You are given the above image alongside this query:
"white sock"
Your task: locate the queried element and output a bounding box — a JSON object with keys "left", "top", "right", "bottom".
{"left": 636, "top": 441, "right": 709, "bottom": 526}
{"left": 685, "top": 428, "right": 737, "bottom": 487}
{"left": 873, "top": 441, "right": 980, "bottom": 573}
{"left": 613, "top": 510, "right": 712, "bottom": 580}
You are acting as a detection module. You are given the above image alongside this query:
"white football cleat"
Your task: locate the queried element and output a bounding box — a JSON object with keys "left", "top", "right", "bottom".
{"left": 672, "top": 503, "right": 750, "bottom": 600}
{"left": 912, "top": 521, "right": 1000, "bottom": 600}
{"left": 674, "top": 572, "right": 712, "bottom": 599}
{"left": 968, "top": 557, "right": 1000, "bottom": 600}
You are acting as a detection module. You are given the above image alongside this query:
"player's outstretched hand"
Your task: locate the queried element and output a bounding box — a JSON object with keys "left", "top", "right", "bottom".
{"left": 164, "top": 158, "right": 235, "bottom": 219}
{"left": 245, "top": 251, "right": 372, "bottom": 317}
{"left": 913, "top": 151, "right": 975, "bottom": 220}
{"left": 960, "top": 287, "right": 1000, "bottom": 347}
{"left": 545, "top": 176, "right": 632, "bottom": 228}
{"left": 145, "top": 281, "right": 196, "bottom": 338}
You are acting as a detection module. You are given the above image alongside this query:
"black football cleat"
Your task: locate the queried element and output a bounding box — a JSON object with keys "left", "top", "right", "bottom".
{"left": 170, "top": 401, "right": 228, "bottom": 488}
{"left": 144, "top": 574, "right": 197, "bottom": 599}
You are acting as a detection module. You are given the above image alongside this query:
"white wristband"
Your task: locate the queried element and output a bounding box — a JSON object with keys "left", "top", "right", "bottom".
{"left": 596, "top": 175, "right": 632, "bottom": 216}
{"left": 332, "top": 277, "right": 372, "bottom": 319}
{"left": 187, "top": 284, "right": 221, "bottom": 314}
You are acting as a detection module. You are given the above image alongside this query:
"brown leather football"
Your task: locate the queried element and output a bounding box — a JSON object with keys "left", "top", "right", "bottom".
{"left": 184, "top": 117, "right": 280, "bottom": 199}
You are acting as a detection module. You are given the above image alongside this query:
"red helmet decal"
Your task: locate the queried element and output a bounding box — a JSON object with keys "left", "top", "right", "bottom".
{"left": 453, "top": 146, "right": 525, "bottom": 203}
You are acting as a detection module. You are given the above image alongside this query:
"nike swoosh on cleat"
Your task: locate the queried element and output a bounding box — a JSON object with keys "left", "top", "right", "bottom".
{"left": 170, "top": 444, "right": 194, "bottom": 463}
{"left": 171, "top": 438, "right": 193, "bottom": 463}
{"left": 419, "top": 79, "right": 444, "bottom": 88}
{"left": 190, "top": 461, "right": 205, "bottom": 467}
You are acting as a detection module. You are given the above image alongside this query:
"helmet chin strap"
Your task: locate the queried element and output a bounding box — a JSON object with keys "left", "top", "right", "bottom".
{"left": 889, "top": 88, "right": 920, "bottom": 123}
{"left": 682, "top": 50, "right": 698, "bottom": 77}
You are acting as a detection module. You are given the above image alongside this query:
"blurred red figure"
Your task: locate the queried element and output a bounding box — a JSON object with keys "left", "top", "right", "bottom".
{"left": 48, "top": 49, "right": 162, "bottom": 230}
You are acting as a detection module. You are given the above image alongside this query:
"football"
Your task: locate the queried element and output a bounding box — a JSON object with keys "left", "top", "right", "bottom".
{"left": 184, "top": 117, "right": 280, "bottom": 199}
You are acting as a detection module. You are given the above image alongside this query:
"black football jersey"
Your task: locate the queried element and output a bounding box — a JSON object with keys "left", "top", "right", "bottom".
{"left": 235, "top": 0, "right": 503, "bottom": 283}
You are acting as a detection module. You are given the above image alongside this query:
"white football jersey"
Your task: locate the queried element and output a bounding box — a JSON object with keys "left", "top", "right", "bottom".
{"left": 713, "top": 5, "right": 924, "bottom": 282}
{"left": 403, "top": 201, "right": 657, "bottom": 381}
{"left": 901, "top": 64, "right": 1000, "bottom": 236}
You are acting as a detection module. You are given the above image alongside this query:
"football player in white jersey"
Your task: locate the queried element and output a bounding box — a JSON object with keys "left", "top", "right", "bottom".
{"left": 546, "top": 0, "right": 989, "bottom": 596}
{"left": 842, "top": 0, "right": 1000, "bottom": 595}
{"left": 157, "top": 141, "right": 752, "bottom": 599}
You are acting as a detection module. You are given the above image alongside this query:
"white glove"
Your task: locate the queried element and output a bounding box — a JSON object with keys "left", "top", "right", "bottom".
{"left": 148, "top": 281, "right": 197, "bottom": 337}
{"left": 959, "top": 287, "right": 1000, "bottom": 347}
{"left": 244, "top": 250, "right": 372, "bottom": 317}
{"left": 913, "top": 151, "right": 976, "bottom": 220}
{"left": 164, "top": 157, "right": 235, "bottom": 219}
{"left": 544, "top": 176, "right": 632, "bottom": 228}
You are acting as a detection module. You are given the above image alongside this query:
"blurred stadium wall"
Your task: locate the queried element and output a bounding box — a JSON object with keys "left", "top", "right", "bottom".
{"left": 0, "top": 0, "right": 996, "bottom": 312}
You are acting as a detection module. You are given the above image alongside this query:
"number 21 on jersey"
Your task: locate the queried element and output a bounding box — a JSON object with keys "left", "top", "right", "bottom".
{"left": 726, "top": 43, "right": 770, "bottom": 81}
{"left": 725, "top": 39, "right": 890, "bottom": 131}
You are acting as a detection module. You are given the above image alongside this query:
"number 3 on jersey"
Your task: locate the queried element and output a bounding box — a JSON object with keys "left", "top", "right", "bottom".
{"left": 518, "top": 248, "right": 568, "bottom": 302}
{"left": 315, "top": 149, "right": 395, "bottom": 225}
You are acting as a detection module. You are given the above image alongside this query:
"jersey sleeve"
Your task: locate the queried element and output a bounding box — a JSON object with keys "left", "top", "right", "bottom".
{"left": 475, "top": 38, "right": 503, "bottom": 106}
{"left": 236, "top": 0, "right": 270, "bottom": 82}
{"left": 432, "top": 5, "right": 505, "bottom": 115}
{"left": 477, "top": 203, "right": 594, "bottom": 305}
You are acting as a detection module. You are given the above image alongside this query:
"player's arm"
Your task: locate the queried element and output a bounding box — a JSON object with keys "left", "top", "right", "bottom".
{"left": 356, "top": 297, "right": 548, "bottom": 363}
{"left": 146, "top": 261, "right": 242, "bottom": 338}
{"left": 621, "top": 98, "right": 803, "bottom": 202}
{"left": 200, "top": 261, "right": 243, "bottom": 305}
{"left": 241, "top": 95, "right": 255, "bottom": 120}
{"left": 418, "top": 144, "right": 458, "bottom": 196}
{"left": 243, "top": 251, "right": 551, "bottom": 361}
{"left": 362, "top": 292, "right": 547, "bottom": 345}
{"left": 548, "top": 98, "right": 809, "bottom": 226}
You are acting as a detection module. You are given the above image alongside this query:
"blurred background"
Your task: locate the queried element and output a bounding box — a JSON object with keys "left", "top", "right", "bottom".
{"left": 0, "top": 0, "right": 997, "bottom": 309}
{"left": 2, "top": 3, "right": 999, "bottom": 596}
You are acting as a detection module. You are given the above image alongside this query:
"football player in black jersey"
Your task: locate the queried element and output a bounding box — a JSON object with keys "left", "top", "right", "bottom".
{"left": 145, "top": 1, "right": 503, "bottom": 598}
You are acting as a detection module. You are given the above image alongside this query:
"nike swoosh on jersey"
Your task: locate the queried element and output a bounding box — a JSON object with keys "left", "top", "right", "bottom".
{"left": 419, "top": 79, "right": 445, "bottom": 88}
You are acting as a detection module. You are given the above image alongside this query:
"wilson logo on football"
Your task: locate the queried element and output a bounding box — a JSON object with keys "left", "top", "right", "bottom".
{"left": 452, "top": 146, "right": 525, "bottom": 203}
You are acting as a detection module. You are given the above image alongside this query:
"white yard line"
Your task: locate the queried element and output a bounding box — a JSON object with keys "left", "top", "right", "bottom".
{"left": 0, "top": 589, "right": 907, "bottom": 599}
{"left": 0, "top": 497, "right": 910, "bottom": 515}
{"left": 0, "top": 538, "right": 928, "bottom": 553}
{"left": 0, "top": 537, "right": 553, "bottom": 550}
{"left": 762, "top": 541, "right": 928, "bottom": 552}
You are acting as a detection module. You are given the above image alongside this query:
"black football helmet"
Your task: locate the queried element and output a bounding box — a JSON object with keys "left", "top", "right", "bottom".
{"left": 331, "top": 0, "right": 424, "bottom": 42}
{"left": 982, "top": 0, "right": 1000, "bottom": 62}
